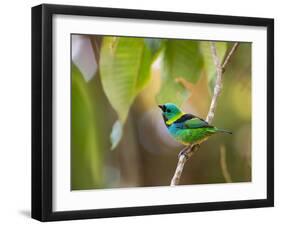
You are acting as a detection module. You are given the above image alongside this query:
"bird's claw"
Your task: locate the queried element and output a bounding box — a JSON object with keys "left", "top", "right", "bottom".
{"left": 178, "top": 147, "right": 190, "bottom": 158}
{"left": 178, "top": 144, "right": 200, "bottom": 159}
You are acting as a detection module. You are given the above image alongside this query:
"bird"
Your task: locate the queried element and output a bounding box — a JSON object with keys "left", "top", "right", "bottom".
{"left": 158, "top": 103, "right": 232, "bottom": 146}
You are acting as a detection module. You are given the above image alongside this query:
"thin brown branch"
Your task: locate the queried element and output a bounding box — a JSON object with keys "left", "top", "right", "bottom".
{"left": 206, "top": 42, "right": 223, "bottom": 123}
{"left": 170, "top": 151, "right": 188, "bottom": 186}
{"left": 90, "top": 36, "right": 102, "bottom": 63}
{"left": 170, "top": 42, "right": 239, "bottom": 186}
{"left": 222, "top": 43, "right": 239, "bottom": 73}
{"left": 220, "top": 145, "right": 232, "bottom": 183}
{"left": 171, "top": 145, "right": 199, "bottom": 186}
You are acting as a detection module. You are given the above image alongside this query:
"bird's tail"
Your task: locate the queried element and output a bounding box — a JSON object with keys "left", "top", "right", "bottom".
{"left": 215, "top": 128, "right": 232, "bottom": 134}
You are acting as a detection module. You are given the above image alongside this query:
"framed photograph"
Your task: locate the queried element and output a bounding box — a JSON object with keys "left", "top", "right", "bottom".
{"left": 32, "top": 4, "right": 274, "bottom": 221}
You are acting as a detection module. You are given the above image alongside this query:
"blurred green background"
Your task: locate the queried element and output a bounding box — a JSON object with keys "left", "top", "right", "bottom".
{"left": 71, "top": 34, "right": 251, "bottom": 190}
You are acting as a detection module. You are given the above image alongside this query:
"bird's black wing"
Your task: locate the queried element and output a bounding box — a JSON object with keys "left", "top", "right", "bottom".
{"left": 174, "top": 114, "right": 213, "bottom": 129}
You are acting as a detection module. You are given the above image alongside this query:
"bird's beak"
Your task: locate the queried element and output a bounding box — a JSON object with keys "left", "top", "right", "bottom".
{"left": 158, "top": 105, "right": 164, "bottom": 111}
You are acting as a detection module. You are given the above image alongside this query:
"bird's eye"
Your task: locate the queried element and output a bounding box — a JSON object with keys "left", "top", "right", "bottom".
{"left": 167, "top": 109, "right": 171, "bottom": 113}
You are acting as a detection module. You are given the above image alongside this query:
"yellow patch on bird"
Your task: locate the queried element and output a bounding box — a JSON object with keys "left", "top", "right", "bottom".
{"left": 177, "top": 137, "right": 209, "bottom": 146}
{"left": 166, "top": 112, "right": 184, "bottom": 125}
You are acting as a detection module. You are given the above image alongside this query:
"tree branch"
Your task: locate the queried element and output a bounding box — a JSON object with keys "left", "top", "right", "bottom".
{"left": 206, "top": 42, "right": 223, "bottom": 123}
{"left": 222, "top": 42, "right": 239, "bottom": 73}
{"left": 170, "top": 42, "right": 239, "bottom": 186}
{"left": 170, "top": 145, "right": 199, "bottom": 186}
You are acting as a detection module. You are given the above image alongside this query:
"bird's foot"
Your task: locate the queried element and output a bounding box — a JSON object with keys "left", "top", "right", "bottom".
{"left": 178, "top": 146, "right": 191, "bottom": 158}
{"left": 178, "top": 144, "right": 200, "bottom": 159}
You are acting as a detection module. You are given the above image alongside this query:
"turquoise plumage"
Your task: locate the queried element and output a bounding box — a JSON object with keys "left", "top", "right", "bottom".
{"left": 159, "top": 103, "right": 231, "bottom": 145}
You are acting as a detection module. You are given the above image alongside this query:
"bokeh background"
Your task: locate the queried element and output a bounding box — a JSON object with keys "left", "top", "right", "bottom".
{"left": 71, "top": 34, "right": 251, "bottom": 190}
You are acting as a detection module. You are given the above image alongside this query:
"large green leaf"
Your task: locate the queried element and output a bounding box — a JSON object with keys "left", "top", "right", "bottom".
{"left": 71, "top": 64, "right": 103, "bottom": 189}
{"left": 157, "top": 39, "right": 204, "bottom": 105}
{"left": 100, "top": 37, "right": 153, "bottom": 122}
{"left": 100, "top": 37, "right": 154, "bottom": 149}
{"left": 164, "top": 39, "right": 204, "bottom": 83}
{"left": 200, "top": 41, "right": 227, "bottom": 91}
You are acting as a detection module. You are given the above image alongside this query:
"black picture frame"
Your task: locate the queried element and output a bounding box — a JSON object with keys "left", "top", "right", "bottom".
{"left": 32, "top": 3, "right": 274, "bottom": 222}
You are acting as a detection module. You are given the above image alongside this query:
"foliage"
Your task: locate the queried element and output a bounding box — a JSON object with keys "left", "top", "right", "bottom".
{"left": 100, "top": 37, "right": 155, "bottom": 149}
{"left": 100, "top": 37, "right": 154, "bottom": 123}
{"left": 71, "top": 64, "right": 103, "bottom": 189}
{"left": 157, "top": 39, "right": 204, "bottom": 105}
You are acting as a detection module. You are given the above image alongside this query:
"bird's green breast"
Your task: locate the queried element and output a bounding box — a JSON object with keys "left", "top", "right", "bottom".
{"left": 168, "top": 126, "right": 217, "bottom": 145}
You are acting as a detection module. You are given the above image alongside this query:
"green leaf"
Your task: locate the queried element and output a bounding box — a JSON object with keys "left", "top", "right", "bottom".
{"left": 156, "top": 39, "right": 203, "bottom": 105}
{"left": 164, "top": 39, "right": 204, "bottom": 83}
{"left": 200, "top": 41, "right": 227, "bottom": 91}
{"left": 100, "top": 37, "right": 154, "bottom": 148}
{"left": 156, "top": 75, "right": 188, "bottom": 106}
{"left": 71, "top": 64, "right": 103, "bottom": 189}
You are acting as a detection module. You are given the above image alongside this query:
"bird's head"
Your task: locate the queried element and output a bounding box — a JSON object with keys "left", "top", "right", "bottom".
{"left": 158, "top": 103, "right": 183, "bottom": 122}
